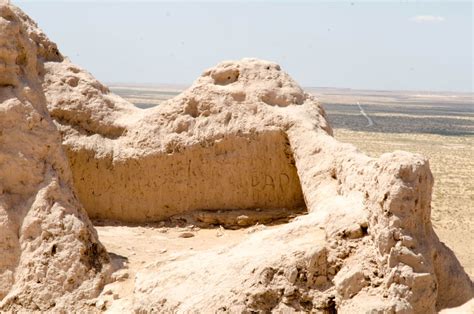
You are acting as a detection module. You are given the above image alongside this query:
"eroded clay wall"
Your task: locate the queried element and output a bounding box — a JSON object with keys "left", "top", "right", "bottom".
{"left": 68, "top": 131, "right": 305, "bottom": 222}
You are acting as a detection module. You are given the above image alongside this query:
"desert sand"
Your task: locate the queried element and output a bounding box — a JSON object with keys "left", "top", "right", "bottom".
{"left": 0, "top": 3, "right": 472, "bottom": 313}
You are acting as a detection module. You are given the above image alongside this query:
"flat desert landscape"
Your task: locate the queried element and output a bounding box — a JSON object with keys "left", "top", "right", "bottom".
{"left": 109, "top": 84, "right": 474, "bottom": 278}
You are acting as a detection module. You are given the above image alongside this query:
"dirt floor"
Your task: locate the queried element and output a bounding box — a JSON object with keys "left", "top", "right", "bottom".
{"left": 94, "top": 220, "right": 273, "bottom": 311}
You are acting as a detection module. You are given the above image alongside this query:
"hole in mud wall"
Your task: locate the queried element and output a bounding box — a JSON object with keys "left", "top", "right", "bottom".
{"left": 66, "top": 130, "right": 307, "bottom": 223}
{"left": 211, "top": 68, "right": 239, "bottom": 86}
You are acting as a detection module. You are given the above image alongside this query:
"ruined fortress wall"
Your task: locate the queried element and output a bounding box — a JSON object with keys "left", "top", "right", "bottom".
{"left": 68, "top": 131, "right": 305, "bottom": 222}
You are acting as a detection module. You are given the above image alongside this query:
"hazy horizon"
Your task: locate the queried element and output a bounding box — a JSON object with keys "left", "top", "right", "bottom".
{"left": 16, "top": 0, "right": 473, "bottom": 93}
{"left": 105, "top": 82, "right": 473, "bottom": 95}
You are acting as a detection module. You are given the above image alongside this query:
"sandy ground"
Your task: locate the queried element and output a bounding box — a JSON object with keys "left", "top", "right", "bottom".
{"left": 95, "top": 221, "right": 272, "bottom": 311}
{"left": 334, "top": 129, "right": 474, "bottom": 277}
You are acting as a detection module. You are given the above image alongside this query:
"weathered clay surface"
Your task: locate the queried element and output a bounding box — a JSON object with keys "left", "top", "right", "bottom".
{"left": 1, "top": 2, "right": 472, "bottom": 312}
{"left": 43, "top": 57, "right": 320, "bottom": 222}
{"left": 0, "top": 4, "right": 111, "bottom": 312}
{"left": 65, "top": 130, "right": 306, "bottom": 221}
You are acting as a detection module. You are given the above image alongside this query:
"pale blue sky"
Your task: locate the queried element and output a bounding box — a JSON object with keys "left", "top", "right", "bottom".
{"left": 15, "top": 1, "right": 473, "bottom": 92}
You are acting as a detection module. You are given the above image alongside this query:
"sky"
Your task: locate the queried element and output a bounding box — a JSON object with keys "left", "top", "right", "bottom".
{"left": 14, "top": 1, "right": 474, "bottom": 92}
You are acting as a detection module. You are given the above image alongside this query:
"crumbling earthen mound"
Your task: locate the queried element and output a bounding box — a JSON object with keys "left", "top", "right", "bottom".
{"left": 1, "top": 2, "right": 472, "bottom": 312}
{"left": 43, "top": 57, "right": 330, "bottom": 223}
{"left": 0, "top": 4, "right": 111, "bottom": 311}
